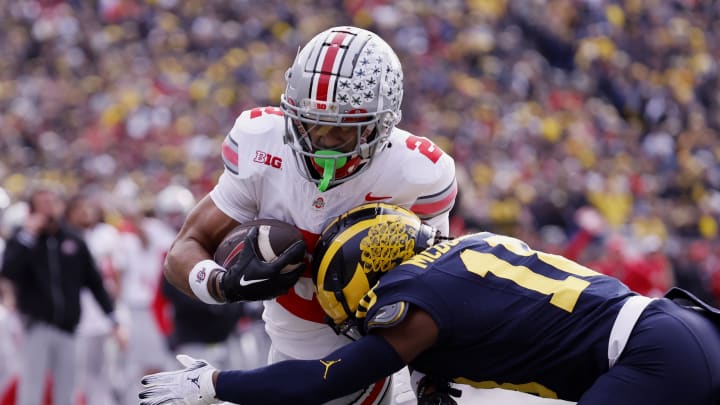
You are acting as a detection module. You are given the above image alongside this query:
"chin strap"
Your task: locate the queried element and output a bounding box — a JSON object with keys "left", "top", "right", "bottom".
{"left": 313, "top": 150, "right": 347, "bottom": 192}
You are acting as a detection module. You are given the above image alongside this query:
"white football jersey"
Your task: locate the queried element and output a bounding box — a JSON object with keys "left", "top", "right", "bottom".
{"left": 117, "top": 217, "right": 176, "bottom": 308}
{"left": 211, "top": 107, "right": 457, "bottom": 359}
{"left": 0, "top": 304, "right": 21, "bottom": 397}
{"left": 77, "top": 222, "right": 122, "bottom": 336}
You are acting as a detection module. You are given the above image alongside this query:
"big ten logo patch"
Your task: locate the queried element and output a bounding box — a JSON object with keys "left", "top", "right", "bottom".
{"left": 254, "top": 151, "right": 282, "bottom": 169}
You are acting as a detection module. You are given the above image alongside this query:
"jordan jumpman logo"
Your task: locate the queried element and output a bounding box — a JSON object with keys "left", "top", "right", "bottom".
{"left": 320, "top": 359, "right": 342, "bottom": 380}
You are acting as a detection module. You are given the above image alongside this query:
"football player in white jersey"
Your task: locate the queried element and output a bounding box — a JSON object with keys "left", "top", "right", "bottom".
{"left": 161, "top": 26, "right": 457, "bottom": 405}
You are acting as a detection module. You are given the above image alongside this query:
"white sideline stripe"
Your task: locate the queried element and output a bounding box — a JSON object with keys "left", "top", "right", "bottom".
{"left": 608, "top": 295, "right": 655, "bottom": 368}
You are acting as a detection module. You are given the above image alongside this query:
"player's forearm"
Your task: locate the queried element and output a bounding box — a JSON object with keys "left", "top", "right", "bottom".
{"left": 163, "top": 237, "right": 212, "bottom": 297}
{"left": 163, "top": 194, "right": 238, "bottom": 299}
{"left": 214, "top": 334, "right": 405, "bottom": 404}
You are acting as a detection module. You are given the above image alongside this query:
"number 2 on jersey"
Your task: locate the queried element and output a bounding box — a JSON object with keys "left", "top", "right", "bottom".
{"left": 249, "top": 106, "right": 283, "bottom": 119}
{"left": 405, "top": 135, "right": 443, "bottom": 163}
{"left": 460, "top": 234, "right": 598, "bottom": 312}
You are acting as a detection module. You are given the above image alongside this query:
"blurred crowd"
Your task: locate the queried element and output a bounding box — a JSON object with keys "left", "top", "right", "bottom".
{"left": 1, "top": 0, "right": 720, "bottom": 402}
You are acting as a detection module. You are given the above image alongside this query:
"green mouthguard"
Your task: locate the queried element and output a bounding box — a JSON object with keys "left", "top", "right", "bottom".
{"left": 313, "top": 150, "right": 348, "bottom": 192}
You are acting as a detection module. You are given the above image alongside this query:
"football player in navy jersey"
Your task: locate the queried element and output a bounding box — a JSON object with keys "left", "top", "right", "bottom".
{"left": 140, "top": 203, "right": 720, "bottom": 405}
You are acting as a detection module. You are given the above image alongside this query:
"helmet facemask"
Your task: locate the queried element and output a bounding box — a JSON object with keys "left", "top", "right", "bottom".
{"left": 280, "top": 26, "right": 404, "bottom": 192}
{"left": 283, "top": 99, "right": 398, "bottom": 191}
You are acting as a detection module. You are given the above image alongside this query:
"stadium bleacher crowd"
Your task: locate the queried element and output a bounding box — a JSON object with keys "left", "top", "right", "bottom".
{"left": 0, "top": 0, "right": 719, "bottom": 402}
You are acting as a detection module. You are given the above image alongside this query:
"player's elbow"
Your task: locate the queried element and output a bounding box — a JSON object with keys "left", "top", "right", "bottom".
{"left": 162, "top": 243, "right": 183, "bottom": 287}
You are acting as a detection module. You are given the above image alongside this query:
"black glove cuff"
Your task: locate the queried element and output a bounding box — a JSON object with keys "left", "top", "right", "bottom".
{"left": 208, "top": 269, "right": 227, "bottom": 303}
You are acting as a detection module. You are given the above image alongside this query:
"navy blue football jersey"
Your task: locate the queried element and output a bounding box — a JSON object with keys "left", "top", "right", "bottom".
{"left": 358, "top": 232, "right": 636, "bottom": 401}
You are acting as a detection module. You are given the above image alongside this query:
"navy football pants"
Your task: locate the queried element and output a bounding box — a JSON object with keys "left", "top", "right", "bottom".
{"left": 580, "top": 298, "right": 720, "bottom": 404}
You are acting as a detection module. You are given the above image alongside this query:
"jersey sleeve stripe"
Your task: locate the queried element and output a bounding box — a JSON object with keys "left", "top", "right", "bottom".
{"left": 410, "top": 177, "right": 458, "bottom": 219}
{"left": 221, "top": 136, "right": 239, "bottom": 174}
{"left": 360, "top": 377, "right": 391, "bottom": 405}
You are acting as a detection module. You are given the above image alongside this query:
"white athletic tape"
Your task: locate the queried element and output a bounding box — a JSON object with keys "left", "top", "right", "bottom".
{"left": 189, "top": 259, "right": 226, "bottom": 305}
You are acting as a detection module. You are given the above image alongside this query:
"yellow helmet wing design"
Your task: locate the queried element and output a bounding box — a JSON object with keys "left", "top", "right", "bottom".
{"left": 313, "top": 203, "right": 436, "bottom": 331}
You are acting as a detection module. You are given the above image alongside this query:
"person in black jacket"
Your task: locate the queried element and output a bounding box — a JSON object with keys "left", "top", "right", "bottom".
{"left": 0, "top": 187, "right": 122, "bottom": 405}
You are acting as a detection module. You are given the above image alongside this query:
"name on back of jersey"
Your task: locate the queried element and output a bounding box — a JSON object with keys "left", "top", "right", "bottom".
{"left": 404, "top": 238, "right": 461, "bottom": 269}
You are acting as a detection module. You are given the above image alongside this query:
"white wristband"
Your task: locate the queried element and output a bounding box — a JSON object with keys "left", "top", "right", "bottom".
{"left": 189, "top": 260, "right": 226, "bottom": 305}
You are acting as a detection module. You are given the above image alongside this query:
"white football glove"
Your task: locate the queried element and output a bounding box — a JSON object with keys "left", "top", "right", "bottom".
{"left": 139, "top": 354, "right": 219, "bottom": 405}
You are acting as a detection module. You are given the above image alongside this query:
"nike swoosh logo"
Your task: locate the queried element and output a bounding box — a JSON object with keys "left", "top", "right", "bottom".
{"left": 239, "top": 275, "right": 269, "bottom": 286}
{"left": 365, "top": 192, "right": 392, "bottom": 201}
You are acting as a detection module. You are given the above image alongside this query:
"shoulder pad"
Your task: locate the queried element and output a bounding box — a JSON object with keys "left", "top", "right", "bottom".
{"left": 366, "top": 301, "right": 409, "bottom": 330}
{"left": 388, "top": 129, "right": 455, "bottom": 186}
{"left": 388, "top": 131, "right": 457, "bottom": 220}
{"left": 221, "top": 107, "right": 285, "bottom": 178}
{"left": 233, "top": 107, "right": 284, "bottom": 136}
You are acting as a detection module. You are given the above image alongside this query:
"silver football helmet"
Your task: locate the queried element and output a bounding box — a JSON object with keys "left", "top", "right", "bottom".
{"left": 155, "top": 184, "right": 196, "bottom": 231}
{"left": 280, "top": 26, "right": 404, "bottom": 191}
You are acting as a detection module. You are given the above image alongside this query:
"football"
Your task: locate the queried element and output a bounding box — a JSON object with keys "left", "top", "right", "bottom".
{"left": 214, "top": 219, "right": 305, "bottom": 272}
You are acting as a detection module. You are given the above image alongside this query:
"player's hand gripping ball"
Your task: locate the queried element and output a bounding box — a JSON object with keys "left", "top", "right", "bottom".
{"left": 214, "top": 219, "right": 306, "bottom": 302}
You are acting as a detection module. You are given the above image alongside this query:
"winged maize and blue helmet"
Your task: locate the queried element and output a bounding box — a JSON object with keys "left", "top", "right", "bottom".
{"left": 312, "top": 203, "right": 436, "bottom": 337}
{"left": 280, "top": 26, "right": 404, "bottom": 192}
